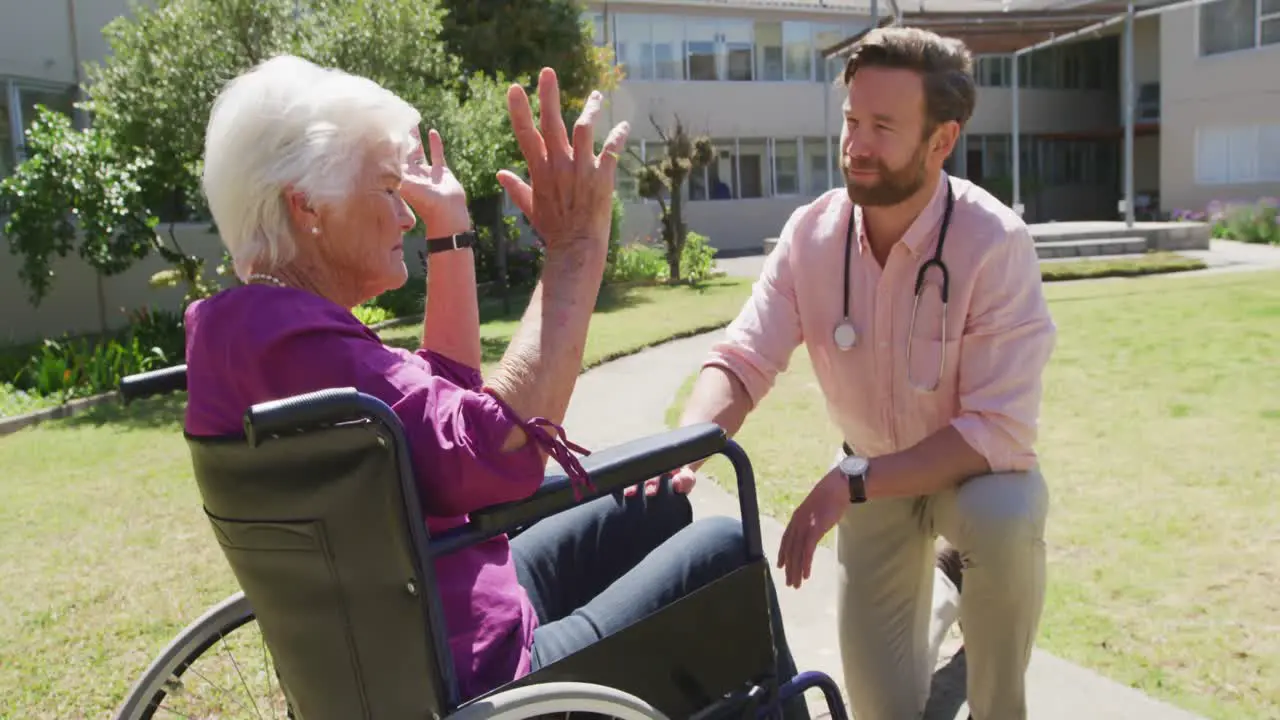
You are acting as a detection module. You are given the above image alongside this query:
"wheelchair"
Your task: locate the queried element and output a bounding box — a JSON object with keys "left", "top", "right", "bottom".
{"left": 111, "top": 364, "right": 850, "bottom": 720}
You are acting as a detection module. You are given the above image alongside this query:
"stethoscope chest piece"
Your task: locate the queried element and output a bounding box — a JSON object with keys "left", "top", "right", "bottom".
{"left": 833, "top": 319, "right": 857, "bottom": 351}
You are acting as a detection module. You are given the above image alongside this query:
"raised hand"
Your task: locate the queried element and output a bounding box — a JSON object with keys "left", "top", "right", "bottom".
{"left": 402, "top": 126, "right": 471, "bottom": 238}
{"left": 497, "top": 67, "right": 629, "bottom": 254}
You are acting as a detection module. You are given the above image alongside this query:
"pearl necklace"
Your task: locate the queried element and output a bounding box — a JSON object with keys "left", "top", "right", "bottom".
{"left": 247, "top": 273, "right": 287, "bottom": 287}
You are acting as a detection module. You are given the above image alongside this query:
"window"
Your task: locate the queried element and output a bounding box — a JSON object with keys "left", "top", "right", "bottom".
{"left": 1, "top": 89, "right": 13, "bottom": 179}
{"left": 614, "top": 15, "right": 653, "bottom": 80}
{"left": 783, "top": 22, "right": 812, "bottom": 81}
{"left": 1199, "top": 0, "right": 1280, "bottom": 55}
{"left": 1136, "top": 83, "right": 1160, "bottom": 121}
{"left": 734, "top": 139, "right": 769, "bottom": 198}
{"left": 812, "top": 24, "right": 846, "bottom": 83}
{"left": 651, "top": 17, "right": 685, "bottom": 80}
{"left": 805, "top": 136, "right": 836, "bottom": 195}
{"left": 686, "top": 20, "right": 719, "bottom": 81}
{"left": 2, "top": 79, "right": 77, "bottom": 177}
{"left": 772, "top": 138, "right": 800, "bottom": 195}
{"left": 755, "top": 21, "right": 784, "bottom": 81}
{"left": 721, "top": 20, "right": 754, "bottom": 81}
{"left": 1196, "top": 124, "right": 1280, "bottom": 184}
{"left": 617, "top": 141, "right": 644, "bottom": 200}
{"left": 587, "top": 12, "right": 605, "bottom": 46}
{"left": 974, "top": 55, "right": 1011, "bottom": 87}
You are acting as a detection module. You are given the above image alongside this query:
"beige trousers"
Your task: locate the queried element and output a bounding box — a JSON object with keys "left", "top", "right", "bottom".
{"left": 834, "top": 461, "right": 1049, "bottom": 720}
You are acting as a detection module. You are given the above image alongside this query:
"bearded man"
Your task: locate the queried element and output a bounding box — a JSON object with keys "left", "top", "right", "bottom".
{"left": 654, "top": 26, "right": 1058, "bottom": 720}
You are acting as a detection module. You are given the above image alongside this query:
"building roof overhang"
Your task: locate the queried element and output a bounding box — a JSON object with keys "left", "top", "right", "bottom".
{"left": 821, "top": 0, "right": 1190, "bottom": 56}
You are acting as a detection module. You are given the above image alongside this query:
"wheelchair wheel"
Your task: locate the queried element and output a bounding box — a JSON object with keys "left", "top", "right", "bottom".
{"left": 449, "top": 681, "right": 670, "bottom": 720}
{"left": 114, "top": 591, "right": 290, "bottom": 720}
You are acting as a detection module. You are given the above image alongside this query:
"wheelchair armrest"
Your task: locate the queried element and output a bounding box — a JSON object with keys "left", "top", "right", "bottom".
{"left": 467, "top": 423, "right": 727, "bottom": 536}
{"left": 119, "top": 364, "right": 188, "bottom": 403}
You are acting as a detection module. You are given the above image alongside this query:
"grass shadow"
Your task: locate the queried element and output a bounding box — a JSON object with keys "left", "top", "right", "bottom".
{"left": 56, "top": 393, "right": 187, "bottom": 431}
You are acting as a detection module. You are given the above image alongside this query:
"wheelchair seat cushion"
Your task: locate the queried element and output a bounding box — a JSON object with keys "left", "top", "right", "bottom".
{"left": 183, "top": 284, "right": 585, "bottom": 699}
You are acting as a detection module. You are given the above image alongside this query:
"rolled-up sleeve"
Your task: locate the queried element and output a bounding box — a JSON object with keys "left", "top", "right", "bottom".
{"left": 394, "top": 349, "right": 547, "bottom": 517}
{"left": 950, "top": 226, "right": 1057, "bottom": 472}
{"left": 703, "top": 210, "right": 806, "bottom": 407}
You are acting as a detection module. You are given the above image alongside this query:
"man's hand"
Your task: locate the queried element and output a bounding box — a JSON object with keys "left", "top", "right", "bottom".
{"left": 402, "top": 126, "right": 471, "bottom": 238}
{"left": 625, "top": 465, "right": 698, "bottom": 497}
{"left": 777, "top": 469, "right": 848, "bottom": 588}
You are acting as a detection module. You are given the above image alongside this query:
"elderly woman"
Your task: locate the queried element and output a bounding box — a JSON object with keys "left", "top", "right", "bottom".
{"left": 183, "top": 55, "right": 806, "bottom": 717}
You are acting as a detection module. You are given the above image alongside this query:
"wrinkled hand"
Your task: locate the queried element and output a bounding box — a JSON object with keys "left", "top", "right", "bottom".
{"left": 497, "top": 68, "right": 629, "bottom": 254}
{"left": 402, "top": 126, "right": 471, "bottom": 238}
{"left": 777, "top": 470, "right": 849, "bottom": 589}
{"left": 624, "top": 465, "right": 698, "bottom": 498}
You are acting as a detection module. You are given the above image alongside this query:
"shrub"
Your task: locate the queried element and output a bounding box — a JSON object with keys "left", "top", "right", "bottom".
{"left": 604, "top": 230, "right": 720, "bottom": 285}
{"left": 677, "top": 231, "right": 717, "bottom": 283}
{"left": 1197, "top": 199, "right": 1280, "bottom": 245}
{"left": 606, "top": 242, "right": 668, "bottom": 283}
{"left": 351, "top": 304, "right": 395, "bottom": 326}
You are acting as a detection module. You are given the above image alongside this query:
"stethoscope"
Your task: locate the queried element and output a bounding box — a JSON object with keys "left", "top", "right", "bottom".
{"left": 833, "top": 177, "right": 955, "bottom": 392}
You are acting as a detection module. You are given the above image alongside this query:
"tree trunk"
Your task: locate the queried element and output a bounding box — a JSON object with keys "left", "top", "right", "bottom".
{"left": 493, "top": 201, "right": 510, "bottom": 316}
{"left": 95, "top": 272, "right": 108, "bottom": 337}
{"left": 667, "top": 189, "right": 684, "bottom": 283}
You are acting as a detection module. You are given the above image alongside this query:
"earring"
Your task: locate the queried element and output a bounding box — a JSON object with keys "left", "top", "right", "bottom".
{"left": 311, "top": 227, "right": 320, "bottom": 235}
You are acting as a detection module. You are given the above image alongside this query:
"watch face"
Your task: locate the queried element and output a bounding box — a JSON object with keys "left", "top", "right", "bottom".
{"left": 840, "top": 454, "right": 868, "bottom": 477}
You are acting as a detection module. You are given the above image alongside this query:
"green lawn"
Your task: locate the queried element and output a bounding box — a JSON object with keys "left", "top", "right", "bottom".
{"left": 668, "top": 270, "right": 1280, "bottom": 720}
{"left": 0, "top": 277, "right": 753, "bottom": 719}
{"left": 1040, "top": 251, "right": 1206, "bottom": 281}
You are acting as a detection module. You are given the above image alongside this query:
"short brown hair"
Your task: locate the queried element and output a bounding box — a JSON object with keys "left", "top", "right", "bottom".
{"left": 842, "top": 26, "right": 976, "bottom": 135}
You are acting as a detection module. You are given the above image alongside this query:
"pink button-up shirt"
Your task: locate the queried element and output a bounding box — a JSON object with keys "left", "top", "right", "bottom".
{"left": 705, "top": 172, "right": 1056, "bottom": 473}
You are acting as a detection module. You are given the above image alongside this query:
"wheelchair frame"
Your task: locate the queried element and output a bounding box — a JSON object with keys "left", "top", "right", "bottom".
{"left": 111, "top": 363, "right": 850, "bottom": 720}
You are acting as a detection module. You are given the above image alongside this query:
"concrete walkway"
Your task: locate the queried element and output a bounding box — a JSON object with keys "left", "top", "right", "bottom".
{"left": 557, "top": 329, "right": 1207, "bottom": 720}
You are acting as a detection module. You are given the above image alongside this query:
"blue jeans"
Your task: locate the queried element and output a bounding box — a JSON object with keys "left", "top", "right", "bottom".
{"left": 510, "top": 487, "right": 809, "bottom": 719}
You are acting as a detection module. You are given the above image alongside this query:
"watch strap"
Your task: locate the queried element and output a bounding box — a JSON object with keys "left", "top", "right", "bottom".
{"left": 841, "top": 444, "right": 868, "bottom": 504}
{"left": 848, "top": 470, "right": 867, "bottom": 504}
{"left": 426, "top": 230, "right": 476, "bottom": 254}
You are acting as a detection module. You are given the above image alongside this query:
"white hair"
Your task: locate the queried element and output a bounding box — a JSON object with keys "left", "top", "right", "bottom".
{"left": 201, "top": 55, "right": 421, "bottom": 280}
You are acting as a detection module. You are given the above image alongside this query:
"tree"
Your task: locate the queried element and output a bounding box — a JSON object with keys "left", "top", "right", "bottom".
{"left": 0, "top": 108, "right": 157, "bottom": 329}
{"left": 633, "top": 116, "right": 715, "bottom": 283}
{"left": 437, "top": 0, "right": 620, "bottom": 114}
{"left": 2, "top": 0, "right": 545, "bottom": 309}
{"left": 434, "top": 0, "right": 621, "bottom": 308}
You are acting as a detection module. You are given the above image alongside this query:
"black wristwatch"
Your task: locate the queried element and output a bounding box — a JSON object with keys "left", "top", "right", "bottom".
{"left": 426, "top": 230, "right": 476, "bottom": 254}
{"left": 838, "top": 453, "right": 869, "bottom": 504}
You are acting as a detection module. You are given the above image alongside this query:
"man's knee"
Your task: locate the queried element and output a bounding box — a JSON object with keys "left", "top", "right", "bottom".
{"left": 950, "top": 470, "right": 1049, "bottom": 553}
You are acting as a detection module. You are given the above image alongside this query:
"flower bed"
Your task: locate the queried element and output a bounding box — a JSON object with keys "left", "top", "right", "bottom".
{"left": 1172, "top": 197, "right": 1279, "bottom": 245}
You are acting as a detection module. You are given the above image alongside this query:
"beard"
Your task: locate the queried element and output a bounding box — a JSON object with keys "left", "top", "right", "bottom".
{"left": 842, "top": 140, "right": 930, "bottom": 207}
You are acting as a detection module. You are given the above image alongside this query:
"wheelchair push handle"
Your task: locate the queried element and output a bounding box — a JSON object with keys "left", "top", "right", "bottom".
{"left": 243, "top": 387, "right": 406, "bottom": 447}
{"left": 119, "top": 364, "right": 188, "bottom": 403}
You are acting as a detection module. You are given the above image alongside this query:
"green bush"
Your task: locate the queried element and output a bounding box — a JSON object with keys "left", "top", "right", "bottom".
{"left": 352, "top": 304, "right": 395, "bottom": 326}
{"left": 1203, "top": 198, "right": 1280, "bottom": 245}
{"left": 606, "top": 192, "right": 624, "bottom": 274}
{"left": 604, "top": 230, "right": 720, "bottom": 285}
{"left": 365, "top": 273, "right": 426, "bottom": 318}
{"left": 677, "top": 231, "right": 718, "bottom": 283}
{"left": 607, "top": 242, "right": 668, "bottom": 283}
{"left": 18, "top": 335, "right": 170, "bottom": 400}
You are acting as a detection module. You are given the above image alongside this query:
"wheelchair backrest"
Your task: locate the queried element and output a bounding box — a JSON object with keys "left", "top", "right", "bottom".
{"left": 186, "top": 396, "right": 454, "bottom": 720}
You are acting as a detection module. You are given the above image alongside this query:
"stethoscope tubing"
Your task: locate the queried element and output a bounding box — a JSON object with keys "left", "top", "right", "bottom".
{"left": 837, "top": 175, "right": 956, "bottom": 391}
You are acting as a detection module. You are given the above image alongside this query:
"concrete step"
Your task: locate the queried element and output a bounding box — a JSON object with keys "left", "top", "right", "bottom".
{"left": 1034, "top": 236, "right": 1147, "bottom": 259}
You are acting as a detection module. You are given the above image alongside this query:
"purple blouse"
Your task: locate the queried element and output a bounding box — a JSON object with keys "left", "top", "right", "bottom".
{"left": 182, "top": 284, "right": 586, "bottom": 700}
